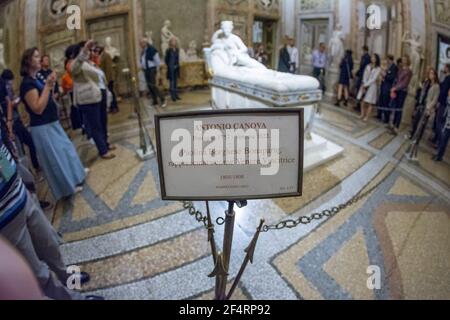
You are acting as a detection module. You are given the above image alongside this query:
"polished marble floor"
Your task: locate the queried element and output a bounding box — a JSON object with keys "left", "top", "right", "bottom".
{"left": 48, "top": 90, "right": 449, "bottom": 300}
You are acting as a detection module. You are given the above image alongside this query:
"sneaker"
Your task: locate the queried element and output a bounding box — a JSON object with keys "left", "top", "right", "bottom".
{"left": 160, "top": 101, "right": 167, "bottom": 108}
{"left": 39, "top": 201, "right": 53, "bottom": 210}
{"left": 79, "top": 272, "right": 91, "bottom": 285}
{"left": 89, "top": 138, "right": 95, "bottom": 146}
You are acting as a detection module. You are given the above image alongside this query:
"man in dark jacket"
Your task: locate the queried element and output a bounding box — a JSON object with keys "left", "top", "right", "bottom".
{"left": 165, "top": 38, "right": 181, "bottom": 102}
{"left": 354, "top": 45, "right": 371, "bottom": 111}
{"left": 140, "top": 39, "right": 167, "bottom": 108}
{"left": 432, "top": 63, "right": 450, "bottom": 145}
{"left": 378, "top": 55, "right": 398, "bottom": 123}
{"left": 278, "top": 38, "right": 291, "bottom": 73}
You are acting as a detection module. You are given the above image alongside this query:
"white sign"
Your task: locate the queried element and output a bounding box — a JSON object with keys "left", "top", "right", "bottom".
{"left": 155, "top": 109, "right": 304, "bottom": 201}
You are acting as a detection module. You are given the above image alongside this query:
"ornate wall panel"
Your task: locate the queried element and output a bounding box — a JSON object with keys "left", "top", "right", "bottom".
{"left": 212, "top": 0, "right": 280, "bottom": 47}
{"left": 40, "top": 0, "right": 77, "bottom": 28}
{"left": 87, "top": 15, "right": 130, "bottom": 94}
{"left": 0, "top": 0, "right": 20, "bottom": 75}
{"left": 141, "top": 0, "right": 207, "bottom": 54}
{"left": 42, "top": 30, "right": 77, "bottom": 74}
{"left": 254, "top": 0, "right": 279, "bottom": 14}
{"left": 431, "top": 0, "right": 450, "bottom": 27}
{"left": 299, "top": 0, "right": 333, "bottom": 12}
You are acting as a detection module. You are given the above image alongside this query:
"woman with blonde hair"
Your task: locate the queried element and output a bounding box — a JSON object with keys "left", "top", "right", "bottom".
{"left": 165, "top": 37, "right": 181, "bottom": 102}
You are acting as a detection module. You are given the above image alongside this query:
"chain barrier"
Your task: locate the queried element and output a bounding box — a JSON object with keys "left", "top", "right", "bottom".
{"left": 183, "top": 152, "right": 407, "bottom": 234}
{"left": 182, "top": 201, "right": 209, "bottom": 229}
{"left": 260, "top": 167, "right": 392, "bottom": 232}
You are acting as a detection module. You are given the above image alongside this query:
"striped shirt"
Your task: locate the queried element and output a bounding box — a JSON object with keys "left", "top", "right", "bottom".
{"left": 0, "top": 139, "right": 27, "bottom": 230}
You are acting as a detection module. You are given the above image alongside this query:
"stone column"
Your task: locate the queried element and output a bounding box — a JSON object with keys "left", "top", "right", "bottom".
{"left": 401, "top": 0, "right": 417, "bottom": 126}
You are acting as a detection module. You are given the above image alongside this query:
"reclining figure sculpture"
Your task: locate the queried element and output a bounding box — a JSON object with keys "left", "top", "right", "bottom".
{"left": 205, "top": 21, "right": 343, "bottom": 172}
{"left": 209, "top": 21, "right": 320, "bottom": 93}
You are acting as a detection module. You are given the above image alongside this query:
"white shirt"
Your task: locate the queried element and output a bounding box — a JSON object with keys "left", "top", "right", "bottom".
{"left": 93, "top": 66, "right": 107, "bottom": 90}
{"left": 141, "top": 48, "right": 161, "bottom": 70}
{"left": 287, "top": 45, "right": 299, "bottom": 67}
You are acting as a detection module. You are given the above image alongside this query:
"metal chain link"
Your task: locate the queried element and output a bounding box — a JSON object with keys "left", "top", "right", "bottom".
{"left": 183, "top": 154, "right": 406, "bottom": 233}
{"left": 182, "top": 201, "right": 208, "bottom": 229}
{"left": 261, "top": 154, "right": 405, "bottom": 232}
{"left": 261, "top": 179, "right": 382, "bottom": 232}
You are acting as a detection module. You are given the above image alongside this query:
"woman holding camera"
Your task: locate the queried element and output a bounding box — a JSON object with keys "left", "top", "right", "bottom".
{"left": 19, "top": 48, "right": 86, "bottom": 201}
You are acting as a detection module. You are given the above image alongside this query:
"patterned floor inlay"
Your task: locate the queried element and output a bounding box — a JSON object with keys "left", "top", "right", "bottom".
{"left": 318, "top": 107, "right": 376, "bottom": 138}
{"left": 61, "top": 203, "right": 183, "bottom": 243}
{"left": 79, "top": 229, "right": 209, "bottom": 291}
{"left": 373, "top": 203, "right": 450, "bottom": 299}
{"left": 369, "top": 131, "right": 396, "bottom": 150}
{"left": 193, "top": 282, "right": 251, "bottom": 300}
{"left": 273, "top": 166, "right": 450, "bottom": 300}
{"left": 48, "top": 92, "right": 449, "bottom": 300}
{"left": 274, "top": 128, "right": 373, "bottom": 214}
{"left": 53, "top": 141, "right": 183, "bottom": 242}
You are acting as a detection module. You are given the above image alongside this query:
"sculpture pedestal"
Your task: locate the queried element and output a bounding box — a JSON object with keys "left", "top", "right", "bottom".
{"left": 304, "top": 133, "right": 343, "bottom": 172}
{"left": 210, "top": 76, "right": 344, "bottom": 172}
{"left": 403, "top": 93, "right": 417, "bottom": 126}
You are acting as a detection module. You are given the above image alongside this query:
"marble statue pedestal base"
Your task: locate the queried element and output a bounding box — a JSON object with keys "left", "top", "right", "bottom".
{"left": 136, "top": 148, "right": 155, "bottom": 161}
{"left": 304, "top": 133, "right": 344, "bottom": 172}
{"left": 402, "top": 93, "right": 416, "bottom": 126}
{"left": 325, "top": 68, "right": 339, "bottom": 99}
{"left": 209, "top": 77, "right": 344, "bottom": 172}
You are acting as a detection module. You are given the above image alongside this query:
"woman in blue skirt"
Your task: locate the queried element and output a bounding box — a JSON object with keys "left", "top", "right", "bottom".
{"left": 19, "top": 48, "right": 87, "bottom": 202}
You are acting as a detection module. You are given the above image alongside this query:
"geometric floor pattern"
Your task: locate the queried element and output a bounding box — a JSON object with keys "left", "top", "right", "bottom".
{"left": 51, "top": 93, "right": 450, "bottom": 300}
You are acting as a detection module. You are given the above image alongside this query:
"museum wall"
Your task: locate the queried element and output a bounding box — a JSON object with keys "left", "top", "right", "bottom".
{"left": 24, "top": 0, "right": 39, "bottom": 49}
{"left": 0, "top": 0, "right": 447, "bottom": 93}
{"left": 141, "top": 0, "right": 208, "bottom": 55}
{"left": 0, "top": 0, "right": 21, "bottom": 78}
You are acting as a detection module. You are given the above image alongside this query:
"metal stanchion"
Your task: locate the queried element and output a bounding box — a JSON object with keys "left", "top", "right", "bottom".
{"left": 207, "top": 200, "right": 262, "bottom": 301}
{"left": 125, "top": 70, "right": 155, "bottom": 161}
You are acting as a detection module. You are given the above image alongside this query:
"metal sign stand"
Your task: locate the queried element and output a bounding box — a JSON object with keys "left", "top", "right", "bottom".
{"left": 206, "top": 200, "right": 264, "bottom": 300}
{"left": 127, "top": 72, "right": 155, "bottom": 161}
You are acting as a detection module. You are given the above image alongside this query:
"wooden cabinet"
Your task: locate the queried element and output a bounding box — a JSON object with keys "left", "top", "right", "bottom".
{"left": 159, "top": 60, "right": 209, "bottom": 89}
